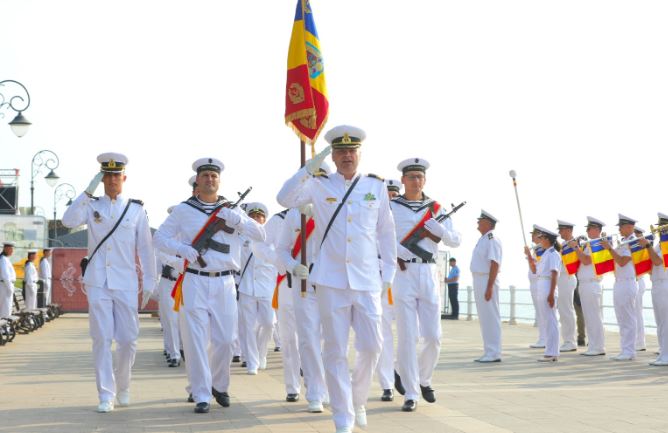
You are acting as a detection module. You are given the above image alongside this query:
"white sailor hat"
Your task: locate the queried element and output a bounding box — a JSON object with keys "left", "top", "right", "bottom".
{"left": 658, "top": 212, "right": 668, "bottom": 224}
{"left": 97, "top": 152, "right": 128, "bottom": 173}
{"left": 397, "top": 157, "right": 430, "bottom": 174}
{"left": 634, "top": 226, "right": 646, "bottom": 234}
{"left": 385, "top": 179, "right": 402, "bottom": 192}
{"left": 2, "top": 241, "right": 15, "bottom": 247}
{"left": 167, "top": 205, "right": 176, "bottom": 214}
{"left": 477, "top": 209, "right": 499, "bottom": 224}
{"left": 245, "top": 202, "right": 268, "bottom": 217}
{"left": 304, "top": 158, "right": 332, "bottom": 175}
{"left": 192, "top": 157, "right": 224, "bottom": 174}
{"left": 616, "top": 213, "right": 637, "bottom": 226}
{"left": 530, "top": 224, "right": 541, "bottom": 234}
{"left": 556, "top": 220, "right": 575, "bottom": 229}
{"left": 188, "top": 175, "right": 197, "bottom": 188}
{"left": 27, "top": 249, "right": 37, "bottom": 254}
{"left": 535, "top": 225, "right": 558, "bottom": 238}
{"left": 324, "top": 125, "right": 366, "bottom": 149}
{"left": 585, "top": 216, "right": 605, "bottom": 228}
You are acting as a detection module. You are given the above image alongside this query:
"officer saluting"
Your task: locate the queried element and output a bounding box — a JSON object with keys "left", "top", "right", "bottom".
{"left": 153, "top": 158, "right": 265, "bottom": 413}
{"left": 62, "top": 152, "right": 157, "bottom": 413}
{"left": 277, "top": 125, "right": 397, "bottom": 433}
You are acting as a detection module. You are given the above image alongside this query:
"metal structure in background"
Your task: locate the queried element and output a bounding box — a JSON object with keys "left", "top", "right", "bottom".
{"left": 0, "top": 169, "right": 20, "bottom": 214}
{"left": 52, "top": 183, "right": 75, "bottom": 239}
{"left": 0, "top": 79, "right": 32, "bottom": 138}
{"left": 30, "top": 150, "right": 60, "bottom": 215}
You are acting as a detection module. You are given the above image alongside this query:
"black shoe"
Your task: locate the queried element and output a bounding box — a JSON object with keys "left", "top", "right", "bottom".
{"left": 286, "top": 393, "right": 299, "bottom": 402}
{"left": 420, "top": 385, "right": 436, "bottom": 403}
{"left": 443, "top": 315, "right": 459, "bottom": 320}
{"left": 180, "top": 349, "right": 185, "bottom": 362}
{"left": 212, "top": 388, "right": 230, "bottom": 407}
{"left": 401, "top": 399, "right": 417, "bottom": 412}
{"left": 241, "top": 361, "right": 247, "bottom": 368}
{"left": 381, "top": 389, "right": 394, "bottom": 402}
{"left": 187, "top": 393, "right": 194, "bottom": 403}
{"left": 194, "top": 402, "right": 210, "bottom": 413}
{"left": 232, "top": 355, "right": 241, "bottom": 363}
{"left": 394, "top": 370, "right": 405, "bottom": 396}
{"left": 577, "top": 339, "right": 586, "bottom": 347}
{"left": 274, "top": 346, "right": 281, "bottom": 352}
{"left": 168, "top": 358, "right": 181, "bottom": 367}
{"left": 163, "top": 350, "right": 168, "bottom": 356}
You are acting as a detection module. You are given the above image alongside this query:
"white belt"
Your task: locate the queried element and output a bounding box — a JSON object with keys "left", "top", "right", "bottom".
{"left": 537, "top": 276, "right": 551, "bottom": 281}
{"left": 472, "top": 272, "right": 489, "bottom": 276}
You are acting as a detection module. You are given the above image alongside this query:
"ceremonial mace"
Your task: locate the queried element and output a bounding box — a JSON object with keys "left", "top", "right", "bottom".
{"left": 509, "top": 170, "right": 528, "bottom": 247}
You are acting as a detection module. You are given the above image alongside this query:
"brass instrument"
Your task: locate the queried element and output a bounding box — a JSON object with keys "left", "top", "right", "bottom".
{"left": 650, "top": 223, "right": 668, "bottom": 235}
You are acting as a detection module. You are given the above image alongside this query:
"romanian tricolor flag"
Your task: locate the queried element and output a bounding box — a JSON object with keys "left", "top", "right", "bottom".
{"left": 629, "top": 235, "right": 654, "bottom": 277}
{"left": 561, "top": 244, "right": 580, "bottom": 275}
{"left": 661, "top": 232, "right": 668, "bottom": 269}
{"left": 589, "top": 238, "right": 615, "bottom": 276}
{"left": 285, "top": 0, "right": 328, "bottom": 144}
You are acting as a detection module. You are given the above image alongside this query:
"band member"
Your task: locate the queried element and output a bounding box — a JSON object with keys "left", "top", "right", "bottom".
{"left": 62, "top": 152, "right": 156, "bottom": 413}
{"left": 634, "top": 226, "right": 648, "bottom": 352}
{"left": 23, "top": 250, "right": 38, "bottom": 310}
{"left": 571, "top": 217, "right": 606, "bottom": 356}
{"left": 0, "top": 241, "right": 16, "bottom": 318}
{"left": 39, "top": 248, "right": 52, "bottom": 306}
{"left": 602, "top": 214, "right": 638, "bottom": 361}
{"left": 556, "top": 220, "right": 578, "bottom": 352}
{"left": 643, "top": 212, "right": 668, "bottom": 366}
{"left": 470, "top": 210, "right": 502, "bottom": 362}
{"left": 154, "top": 157, "right": 265, "bottom": 413}
{"left": 277, "top": 125, "right": 397, "bottom": 433}
{"left": 525, "top": 227, "right": 545, "bottom": 349}
{"left": 392, "top": 158, "right": 461, "bottom": 412}
{"left": 533, "top": 226, "right": 561, "bottom": 362}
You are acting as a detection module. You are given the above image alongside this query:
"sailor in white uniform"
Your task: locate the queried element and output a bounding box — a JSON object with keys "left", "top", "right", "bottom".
{"left": 533, "top": 226, "right": 562, "bottom": 362}
{"left": 644, "top": 212, "right": 668, "bottom": 366}
{"left": 470, "top": 210, "right": 503, "bottom": 362}
{"left": 633, "top": 226, "right": 648, "bottom": 352}
{"left": 556, "top": 220, "right": 578, "bottom": 352}
{"left": 153, "top": 158, "right": 265, "bottom": 413}
{"left": 0, "top": 242, "right": 17, "bottom": 318}
{"left": 23, "top": 250, "right": 38, "bottom": 310}
{"left": 276, "top": 125, "right": 397, "bottom": 433}
{"left": 62, "top": 152, "right": 157, "bottom": 413}
{"left": 525, "top": 227, "right": 546, "bottom": 349}
{"left": 391, "top": 158, "right": 461, "bottom": 412}
{"left": 39, "top": 248, "right": 52, "bottom": 305}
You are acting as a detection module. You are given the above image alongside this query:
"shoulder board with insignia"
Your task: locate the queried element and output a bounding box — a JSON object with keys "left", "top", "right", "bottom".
{"left": 129, "top": 198, "right": 144, "bottom": 206}
{"left": 311, "top": 173, "right": 329, "bottom": 179}
{"left": 488, "top": 233, "right": 494, "bottom": 240}
{"left": 366, "top": 173, "right": 384, "bottom": 182}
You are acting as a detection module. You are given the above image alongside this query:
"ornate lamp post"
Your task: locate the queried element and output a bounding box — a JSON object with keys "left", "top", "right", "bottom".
{"left": 53, "top": 183, "right": 75, "bottom": 239}
{"left": 30, "top": 150, "right": 60, "bottom": 215}
{"left": 0, "top": 79, "right": 32, "bottom": 137}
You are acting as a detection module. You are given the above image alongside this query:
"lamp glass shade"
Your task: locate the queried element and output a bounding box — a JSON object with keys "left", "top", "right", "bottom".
{"left": 45, "top": 170, "right": 60, "bottom": 187}
{"left": 9, "top": 112, "right": 31, "bottom": 138}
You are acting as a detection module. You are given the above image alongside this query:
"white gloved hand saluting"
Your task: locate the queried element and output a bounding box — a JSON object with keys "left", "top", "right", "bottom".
{"left": 85, "top": 172, "right": 104, "bottom": 196}
{"left": 424, "top": 218, "right": 445, "bottom": 239}
{"left": 292, "top": 263, "right": 309, "bottom": 280}
{"left": 217, "top": 207, "right": 242, "bottom": 227}
{"left": 305, "top": 145, "right": 332, "bottom": 175}
{"left": 299, "top": 204, "right": 313, "bottom": 218}
{"left": 177, "top": 245, "right": 199, "bottom": 263}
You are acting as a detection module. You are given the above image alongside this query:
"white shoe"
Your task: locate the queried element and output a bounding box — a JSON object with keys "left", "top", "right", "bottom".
{"left": 307, "top": 400, "right": 323, "bottom": 413}
{"left": 97, "top": 401, "right": 114, "bottom": 413}
{"left": 610, "top": 354, "right": 635, "bottom": 361}
{"left": 529, "top": 342, "right": 546, "bottom": 349}
{"left": 247, "top": 369, "right": 258, "bottom": 375}
{"left": 335, "top": 427, "right": 352, "bottom": 433}
{"left": 116, "top": 390, "right": 130, "bottom": 407}
{"left": 581, "top": 350, "right": 605, "bottom": 356}
{"left": 355, "top": 405, "right": 367, "bottom": 427}
{"left": 259, "top": 357, "right": 267, "bottom": 370}
{"left": 649, "top": 359, "right": 668, "bottom": 366}
{"left": 537, "top": 356, "right": 558, "bottom": 362}
{"left": 559, "top": 343, "right": 577, "bottom": 352}
{"left": 475, "top": 356, "right": 501, "bottom": 363}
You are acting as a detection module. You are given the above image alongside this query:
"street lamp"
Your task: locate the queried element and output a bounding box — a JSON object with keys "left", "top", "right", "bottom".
{"left": 31, "top": 150, "right": 60, "bottom": 215}
{"left": 0, "top": 79, "right": 32, "bottom": 138}
{"left": 53, "top": 183, "right": 75, "bottom": 239}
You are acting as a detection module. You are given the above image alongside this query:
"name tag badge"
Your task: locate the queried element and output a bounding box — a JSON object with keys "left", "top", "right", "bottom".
{"left": 326, "top": 197, "right": 337, "bottom": 203}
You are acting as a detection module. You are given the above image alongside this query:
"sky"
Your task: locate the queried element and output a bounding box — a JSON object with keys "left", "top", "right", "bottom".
{"left": 2, "top": 0, "right": 667, "bottom": 288}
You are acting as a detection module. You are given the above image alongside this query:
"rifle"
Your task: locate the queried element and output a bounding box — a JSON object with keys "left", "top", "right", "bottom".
{"left": 192, "top": 187, "right": 253, "bottom": 267}
{"left": 398, "top": 201, "right": 466, "bottom": 271}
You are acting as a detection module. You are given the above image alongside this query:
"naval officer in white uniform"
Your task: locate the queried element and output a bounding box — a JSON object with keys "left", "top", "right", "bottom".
{"left": 0, "top": 242, "right": 17, "bottom": 319}
{"left": 277, "top": 125, "right": 397, "bottom": 433}
{"left": 62, "top": 152, "right": 157, "bottom": 413}
{"left": 556, "top": 220, "right": 578, "bottom": 352}
{"left": 643, "top": 212, "right": 668, "bottom": 366}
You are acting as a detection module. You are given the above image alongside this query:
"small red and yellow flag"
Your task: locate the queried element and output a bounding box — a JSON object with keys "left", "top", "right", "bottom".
{"left": 285, "top": 0, "right": 328, "bottom": 144}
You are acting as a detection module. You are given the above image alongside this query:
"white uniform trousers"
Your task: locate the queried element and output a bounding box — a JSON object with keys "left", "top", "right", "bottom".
{"left": 472, "top": 273, "right": 502, "bottom": 360}
{"left": 293, "top": 287, "right": 328, "bottom": 404}
{"left": 277, "top": 280, "right": 301, "bottom": 395}
{"left": 536, "top": 279, "right": 560, "bottom": 357}
{"left": 273, "top": 320, "right": 281, "bottom": 349}
{"left": 394, "top": 263, "right": 441, "bottom": 401}
{"left": 179, "top": 273, "right": 237, "bottom": 403}
{"left": 613, "top": 278, "right": 638, "bottom": 357}
{"left": 158, "top": 277, "right": 181, "bottom": 360}
{"left": 0, "top": 284, "right": 13, "bottom": 318}
{"left": 635, "top": 280, "right": 646, "bottom": 350}
{"left": 557, "top": 274, "right": 577, "bottom": 346}
{"left": 44, "top": 280, "right": 52, "bottom": 305}
{"left": 578, "top": 281, "right": 605, "bottom": 353}
{"left": 375, "top": 291, "right": 395, "bottom": 390}
{"left": 86, "top": 285, "right": 139, "bottom": 403}
{"left": 316, "top": 285, "right": 382, "bottom": 430}
{"left": 651, "top": 280, "right": 668, "bottom": 362}
{"left": 25, "top": 283, "right": 37, "bottom": 310}
{"left": 529, "top": 280, "right": 545, "bottom": 345}
{"left": 238, "top": 293, "right": 274, "bottom": 371}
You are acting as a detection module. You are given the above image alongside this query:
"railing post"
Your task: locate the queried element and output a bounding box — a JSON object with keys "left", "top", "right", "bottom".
{"left": 466, "top": 286, "right": 473, "bottom": 321}
{"left": 509, "top": 285, "right": 517, "bottom": 325}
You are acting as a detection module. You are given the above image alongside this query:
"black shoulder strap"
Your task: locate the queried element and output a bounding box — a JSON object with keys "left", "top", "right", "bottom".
{"left": 320, "top": 175, "right": 361, "bottom": 248}
{"left": 239, "top": 253, "right": 254, "bottom": 283}
{"left": 88, "top": 200, "right": 133, "bottom": 265}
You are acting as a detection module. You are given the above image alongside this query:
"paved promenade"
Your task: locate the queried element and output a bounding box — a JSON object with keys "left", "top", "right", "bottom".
{"left": 1, "top": 314, "right": 667, "bottom": 433}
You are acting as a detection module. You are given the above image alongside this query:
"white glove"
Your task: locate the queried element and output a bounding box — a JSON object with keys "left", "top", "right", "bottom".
{"left": 381, "top": 281, "right": 392, "bottom": 297}
{"left": 292, "top": 263, "right": 309, "bottom": 280}
{"left": 305, "top": 145, "right": 332, "bottom": 175}
{"left": 424, "top": 218, "right": 445, "bottom": 239}
{"left": 217, "top": 207, "right": 242, "bottom": 227}
{"left": 85, "top": 172, "right": 104, "bottom": 196}
{"left": 140, "top": 289, "right": 154, "bottom": 309}
{"left": 299, "top": 203, "right": 313, "bottom": 218}
{"left": 177, "top": 245, "right": 199, "bottom": 262}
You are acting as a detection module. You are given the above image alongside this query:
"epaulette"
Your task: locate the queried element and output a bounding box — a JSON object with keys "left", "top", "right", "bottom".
{"left": 275, "top": 209, "right": 289, "bottom": 219}
{"left": 130, "top": 198, "right": 144, "bottom": 206}
{"left": 366, "top": 173, "right": 384, "bottom": 182}
{"left": 488, "top": 232, "right": 494, "bottom": 240}
{"left": 312, "top": 172, "right": 329, "bottom": 179}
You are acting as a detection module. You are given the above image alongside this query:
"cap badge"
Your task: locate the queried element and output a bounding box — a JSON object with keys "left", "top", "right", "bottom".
{"left": 108, "top": 159, "right": 116, "bottom": 168}
{"left": 342, "top": 133, "right": 352, "bottom": 144}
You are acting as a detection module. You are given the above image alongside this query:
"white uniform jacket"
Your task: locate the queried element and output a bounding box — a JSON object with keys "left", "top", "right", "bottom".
{"left": 39, "top": 257, "right": 52, "bottom": 289}
{"left": 62, "top": 192, "right": 157, "bottom": 292}
{"left": 390, "top": 195, "right": 461, "bottom": 260}
{"left": 238, "top": 233, "right": 278, "bottom": 300}
{"left": 277, "top": 168, "right": 397, "bottom": 291}
{"left": 470, "top": 230, "right": 503, "bottom": 273}
{"left": 0, "top": 255, "right": 16, "bottom": 295}
{"left": 24, "top": 262, "right": 38, "bottom": 291}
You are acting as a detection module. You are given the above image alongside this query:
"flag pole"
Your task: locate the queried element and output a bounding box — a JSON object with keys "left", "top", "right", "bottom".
{"left": 509, "top": 170, "right": 528, "bottom": 248}
{"left": 300, "top": 140, "right": 307, "bottom": 296}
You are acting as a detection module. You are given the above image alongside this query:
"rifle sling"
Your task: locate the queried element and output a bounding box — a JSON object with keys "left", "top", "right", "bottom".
{"left": 320, "top": 175, "right": 361, "bottom": 248}
{"left": 87, "top": 200, "right": 133, "bottom": 267}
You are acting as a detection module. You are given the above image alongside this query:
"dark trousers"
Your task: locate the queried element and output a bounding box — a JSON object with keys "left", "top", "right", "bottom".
{"left": 447, "top": 284, "right": 459, "bottom": 318}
